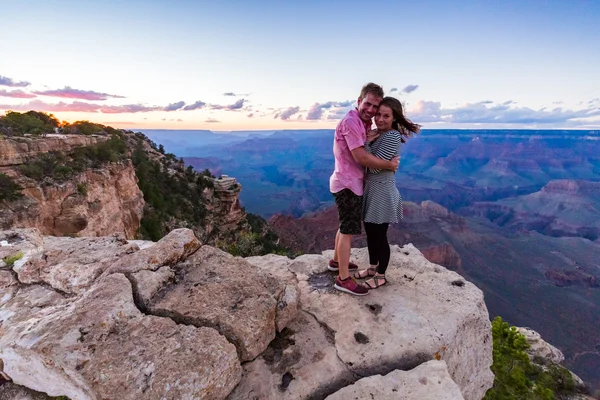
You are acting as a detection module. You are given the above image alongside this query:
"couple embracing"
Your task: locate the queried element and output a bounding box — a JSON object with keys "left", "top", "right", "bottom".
{"left": 328, "top": 83, "right": 420, "bottom": 296}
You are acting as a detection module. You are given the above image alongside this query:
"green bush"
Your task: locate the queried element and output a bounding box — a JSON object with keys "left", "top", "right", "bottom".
{"left": 484, "top": 317, "right": 578, "bottom": 400}
{"left": 20, "top": 135, "right": 127, "bottom": 183}
{"left": 3, "top": 251, "right": 23, "bottom": 267}
{"left": 0, "top": 172, "right": 23, "bottom": 201}
{"left": 0, "top": 110, "right": 58, "bottom": 136}
{"left": 77, "top": 183, "right": 88, "bottom": 195}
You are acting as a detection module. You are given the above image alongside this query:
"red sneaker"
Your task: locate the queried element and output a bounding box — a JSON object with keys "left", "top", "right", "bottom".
{"left": 334, "top": 276, "right": 369, "bottom": 296}
{"left": 328, "top": 259, "right": 359, "bottom": 272}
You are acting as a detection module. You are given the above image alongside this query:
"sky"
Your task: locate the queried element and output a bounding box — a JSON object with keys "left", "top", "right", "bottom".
{"left": 1, "top": 0, "right": 599, "bottom": 130}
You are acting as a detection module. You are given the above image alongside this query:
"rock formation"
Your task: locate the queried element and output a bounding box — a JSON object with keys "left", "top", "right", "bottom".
{"left": 1, "top": 161, "right": 144, "bottom": 239}
{"left": 0, "top": 135, "right": 106, "bottom": 167}
{"left": 0, "top": 227, "right": 494, "bottom": 399}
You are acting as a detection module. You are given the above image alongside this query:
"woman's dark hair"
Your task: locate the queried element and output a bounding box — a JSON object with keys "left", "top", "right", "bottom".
{"left": 380, "top": 96, "right": 421, "bottom": 142}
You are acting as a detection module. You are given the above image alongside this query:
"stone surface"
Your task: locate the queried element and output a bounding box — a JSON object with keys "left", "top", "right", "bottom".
{"left": 0, "top": 382, "right": 53, "bottom": 400}
{"left": 143, "top": 246, "right": 286, "bottom": 362}
{"left": 105, "top": 228, "right": 201, "bottom": 275}
{"left": 0, "top": 274, "right": 241, "bottom": 400}
{"left": 14, "top": 234, "right": 137, "bottom": 294}
{"left": 315, "top": 245, "right": 493, "bottom": 400}
{"left": 130, "top": 266, "right": 175, "bottom": 305}
{"left": 325, "top": 360, "right": 465, "bottom": 400}
{"left": 227, "top": 311, "right": 355, "bottom": 400}
{"left": 0, "top": 269, "right": 19, "bottom": 306}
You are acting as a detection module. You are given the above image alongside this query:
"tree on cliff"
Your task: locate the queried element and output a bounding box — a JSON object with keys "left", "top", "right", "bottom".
{"left": 0, "top": 173, "right": 23, "bottom": 202}
{"left": 0, "top": 110, "right": 59, "bottom": 136}
{"left": 484, "top": 316, "right": 578, "bottom": 400}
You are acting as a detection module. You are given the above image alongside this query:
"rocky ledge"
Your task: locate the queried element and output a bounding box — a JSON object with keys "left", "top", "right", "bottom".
{"left": 0, "top": 228, "right": 493, "bottom": 400}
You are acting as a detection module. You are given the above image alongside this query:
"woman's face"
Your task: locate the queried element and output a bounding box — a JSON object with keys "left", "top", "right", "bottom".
{"left": 375, "top": 104, "right": 393, "bottom": 131}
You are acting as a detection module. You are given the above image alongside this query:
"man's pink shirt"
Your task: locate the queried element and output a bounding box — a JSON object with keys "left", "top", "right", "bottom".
{"left": 329, "top": 109, "right": 369, "bottom": 196}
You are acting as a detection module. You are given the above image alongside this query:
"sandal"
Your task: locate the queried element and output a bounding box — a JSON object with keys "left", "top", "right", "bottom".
{"left": 353, "top": 267, "right": 377, "bottom": 280}
{"left": 363, "top": 275, "right": 387, "bottom": 289}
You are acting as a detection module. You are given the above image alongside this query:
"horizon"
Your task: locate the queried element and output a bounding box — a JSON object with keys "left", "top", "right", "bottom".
{"left": 2, "top": 0, "right": 599, "bottom": 130}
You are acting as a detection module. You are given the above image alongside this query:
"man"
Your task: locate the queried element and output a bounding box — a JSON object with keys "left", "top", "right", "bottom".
{"left": 329, "top": 83, "right": 399, "bottom": 296}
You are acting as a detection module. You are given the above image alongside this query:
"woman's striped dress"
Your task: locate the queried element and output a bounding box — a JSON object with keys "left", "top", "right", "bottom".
{"left": 363, "top": 129, "right": 403, "bottom": 224}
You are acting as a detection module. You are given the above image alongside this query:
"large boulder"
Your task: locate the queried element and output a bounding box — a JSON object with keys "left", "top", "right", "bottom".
{"left": 137, "top": 246, "right": 294, "bottom": 362}
{"left": 0, "top": 274, "right": 241, "bottom": 400}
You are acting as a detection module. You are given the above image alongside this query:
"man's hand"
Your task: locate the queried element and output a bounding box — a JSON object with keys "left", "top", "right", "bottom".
{"left": 366, "top": 129, "right": 380, "bottom": 143}
{"left": 388, "top": 156, "right": 400, "bottom": 172}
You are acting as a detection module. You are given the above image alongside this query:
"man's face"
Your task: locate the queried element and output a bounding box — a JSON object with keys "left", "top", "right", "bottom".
{"left": 357, "top": 93, "right": 382, "bottom": 123}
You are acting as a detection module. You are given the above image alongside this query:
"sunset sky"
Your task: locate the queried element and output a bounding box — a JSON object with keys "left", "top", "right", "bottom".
{"left": 1, "top": 0, "right": 599, "bottom": 130}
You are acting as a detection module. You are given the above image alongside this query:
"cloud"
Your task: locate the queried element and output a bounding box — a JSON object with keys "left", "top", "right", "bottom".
{"left": 247, "top": 113, "right": 254, "bottom": 118}
{"left": 0, "top": 75, "right": 30, "bottom": 87}
{"left": 0, "top": 89, "right": 36, "bottom": 99}
{"left": 33, "top": 86, "right": 125, "bottom": 101}
{"left": 306, "top": 100, "right": 354, "bottom": 120}
{"left": 182, "top": 100, "right": 206, "bottom": 111}
{"left": 401, "top": 85, "right": 419, "bottom": 94}
{"left": 0, "top": 99, "right": 160, "bottom": 113}
{"left": 503, "top": 100, "right": 516, "bottom": 105}
{"left": 210, "top": 98, "right": 247, "bottom": 111}
{"left": 223, "top": 92, "right": 250, "bottom": 97}
{"left": 205, "top": 118, "right": 220, "bottom": 123}
{"left": 408, "top": 100, "right": 600, "bottom": 125}
{"left": 390, "top": 87, "right": 398, "bottom": 92}
{"left": 163, "top": 101, "right": 185, "bottom": 111}
{"left": 275, "top": 106, "right": 300, "bottom": 120}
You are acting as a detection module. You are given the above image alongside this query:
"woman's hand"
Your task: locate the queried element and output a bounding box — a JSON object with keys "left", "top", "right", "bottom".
{"left": 366, "top": 129, "right": 380, "bottom": 143}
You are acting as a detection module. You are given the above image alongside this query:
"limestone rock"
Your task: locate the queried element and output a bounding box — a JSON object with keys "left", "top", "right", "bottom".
{"left": 0, "top": 382, "right": 53, "bottom": 400}
{"left": 0, "top": 269, "right": 19, "bottom": 306}
{"left": 227, "top": 311, "right": 355, "bottom": 400}
{"left": 0, "top": 274, "right": 241, "bottom": 400}
{"left": 516, "top": 327, "right": 565, "bottom": 364}
{"left": 325, "top": 360, "right": 465, "bottom": 400}
{"left": 14, "top": 234, "right": 137, "bottom": 294}
{"left": 130, "top": 266, "right": 175, "bottom": 305}
{"left": 105, "top": 228, "right": 201, "bottom": 275}
{"left": 243, "top": 253, "right": 299, "bottom": 332}
{"left": 315, "top": 245, "right": 493, "bottom": 400}
{"left": 142, "top": 245, "right": 285, "bottom": 362}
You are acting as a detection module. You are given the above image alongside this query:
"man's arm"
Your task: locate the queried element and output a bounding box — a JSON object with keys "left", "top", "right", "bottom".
{"left": 351, "top": 147, "right": 399, "bottom": 171}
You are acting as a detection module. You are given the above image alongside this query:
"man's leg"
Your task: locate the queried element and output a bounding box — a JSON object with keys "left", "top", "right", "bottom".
{"left": 333, "top": 229, "right": 341, "bottom": 263}
{"left": 337, "top": 232, "right": 352, "bottom": 280}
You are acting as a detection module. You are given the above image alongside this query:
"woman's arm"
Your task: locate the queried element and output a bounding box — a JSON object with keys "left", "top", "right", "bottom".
{"left": 368, "top": 131, "right": 401, "bottom": 173}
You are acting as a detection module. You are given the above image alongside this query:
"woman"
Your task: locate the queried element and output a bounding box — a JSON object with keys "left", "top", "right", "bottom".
{"left": 353, "top": 96, "right": 420, "bottom": 289}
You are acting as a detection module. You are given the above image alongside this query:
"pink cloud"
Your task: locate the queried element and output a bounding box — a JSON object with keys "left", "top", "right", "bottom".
{"left": 0, "top": 89, "right": 37, "bottom": 99}
{"left": 0, "top": 100, "right": 159, "bottom": 113}
{"left": 33, "top": 86, "right": 126, "bottom": 101}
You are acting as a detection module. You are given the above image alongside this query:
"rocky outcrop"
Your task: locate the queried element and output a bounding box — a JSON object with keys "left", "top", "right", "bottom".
{"left": 0, "top": 135, "right": 106, "bottom": 167}
{"left": 205, "top": 176, "right": 245, "bottom": 236}
{"left": 0, "top": 228, "right": 493, "bottom": 400}
{"left": 1, "top": 161, "right": 144, "bottom": 239}
{"left": 516, "top": 327, "right": 564, "bottom": 364}
{"left": 420, "top": 242, "right": 463, "bottom": 269}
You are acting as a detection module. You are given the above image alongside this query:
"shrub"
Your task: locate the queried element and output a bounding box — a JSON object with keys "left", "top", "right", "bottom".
{"left": 0, "top": 110, "right": 58, "bottom": 136}
{"left": 77, "top": 183, "right": 88, "bottom": 195}
{"left": 3, "top": 251, "right": 23, "bottom": 267}
{"left": 484, "top": 316, "right": 578, "bottom": 400}
{"left": 0, "top": 173, "right": 23, "bottom": 201}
